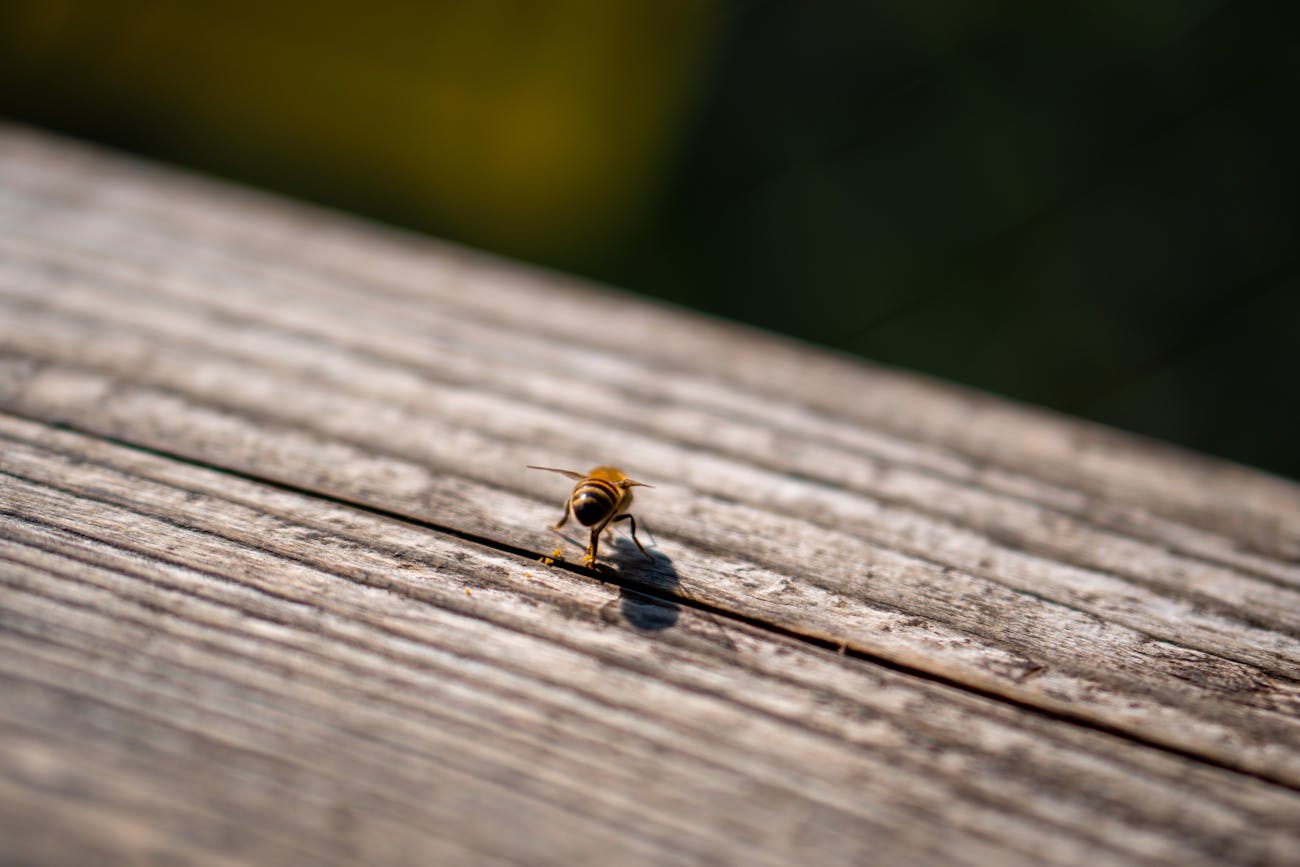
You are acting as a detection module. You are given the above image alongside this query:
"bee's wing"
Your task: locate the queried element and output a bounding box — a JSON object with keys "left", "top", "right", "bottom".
{"left": 527, "top": 466, "right": 586, "bottom": 481}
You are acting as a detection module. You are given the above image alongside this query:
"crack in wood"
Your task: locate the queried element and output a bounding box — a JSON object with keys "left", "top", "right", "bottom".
{"left": 6, "top": 414, "right": 1298, "bottom": 799}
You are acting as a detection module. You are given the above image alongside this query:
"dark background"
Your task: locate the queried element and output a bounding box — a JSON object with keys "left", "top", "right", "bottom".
{"left": 3, "top": 1, "right": 1297, "bottom": 480}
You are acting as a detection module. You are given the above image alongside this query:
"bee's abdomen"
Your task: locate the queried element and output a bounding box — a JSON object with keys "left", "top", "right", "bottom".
{"left": 571, "top": 480, "right": 618, "bottom": 526}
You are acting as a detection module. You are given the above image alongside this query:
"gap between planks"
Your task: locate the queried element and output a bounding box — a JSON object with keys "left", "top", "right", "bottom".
{"left": 5, "top": 234, "right": 1300, "bottom": 786}
{"left": 7, "top": 409, "right": 1300, "bottom": 866}
{"left": 15, "top": 409, "right": 1300, "bottom": 799}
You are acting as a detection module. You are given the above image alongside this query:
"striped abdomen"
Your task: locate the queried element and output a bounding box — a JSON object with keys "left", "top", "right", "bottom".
{"left": 570, "top": 478, "right": 624, "bottom": 527}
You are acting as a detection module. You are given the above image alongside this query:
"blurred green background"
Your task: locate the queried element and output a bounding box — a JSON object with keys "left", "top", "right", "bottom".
{"left": 2, "top": 1, "right": 1297, "bottom": 479}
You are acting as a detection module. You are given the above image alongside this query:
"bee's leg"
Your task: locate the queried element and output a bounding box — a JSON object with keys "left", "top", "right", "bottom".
{"left": 583, "top": 527, "right": 600, "bottom": 567}
{"left": 551, "top": 497, "right": 571, "bottom": 531}
{"left": 613, "top": 513, "right": 654, "bottom": 562}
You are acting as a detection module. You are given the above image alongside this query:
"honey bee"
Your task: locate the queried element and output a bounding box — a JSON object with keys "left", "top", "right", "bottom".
{"left": 528, "top": 465, "right": 654, "bottom": 567}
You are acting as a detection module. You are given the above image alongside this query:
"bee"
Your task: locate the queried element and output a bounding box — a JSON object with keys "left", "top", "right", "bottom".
{"left": 528, "top": 465, "right": 654, "bottom": 568}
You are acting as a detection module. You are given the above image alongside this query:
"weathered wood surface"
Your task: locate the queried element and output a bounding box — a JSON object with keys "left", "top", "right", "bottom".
{"left": 1, "top": 123, "right": 1299, "bottom": 865}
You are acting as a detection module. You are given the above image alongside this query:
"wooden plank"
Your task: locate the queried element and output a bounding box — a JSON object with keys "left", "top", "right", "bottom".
{"left": 3, "top": 414, "right": 1299, "bottom": 866}
{"left": 1, "top": 125, "right": 1299, "bottom": 793}
{"left": 2, "top": 124, "right": 1300, "bottom": 863}
{"left": 2, "top": 123, "right": 1297, "bottom": 571}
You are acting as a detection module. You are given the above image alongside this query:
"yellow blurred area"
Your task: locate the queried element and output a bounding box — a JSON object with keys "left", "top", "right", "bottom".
{"left": 0, "top": 0, "right": 721, "bottom": 262}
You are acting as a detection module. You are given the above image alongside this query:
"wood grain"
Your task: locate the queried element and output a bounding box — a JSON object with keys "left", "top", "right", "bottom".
{"left": 3, "top": 414, "right": 1299, "bottom": 866}
{"left": 2, "top": 123, "right": 1300, "bottom": 865}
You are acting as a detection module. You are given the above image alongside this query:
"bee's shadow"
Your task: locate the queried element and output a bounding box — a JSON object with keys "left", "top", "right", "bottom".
{"left": 608, "top": 536, "right": 681, "bottom": 632}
